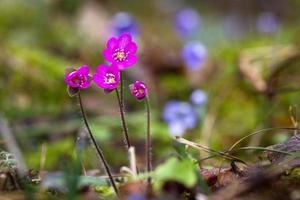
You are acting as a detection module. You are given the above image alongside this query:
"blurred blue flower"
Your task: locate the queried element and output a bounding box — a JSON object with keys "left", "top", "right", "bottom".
{"left": 163, "top": 101, "right": 198, "bottom": 136}
{"left": 127, "top": 194, "right": 146, "bottom": 200}
{"left": 190, "top": 89, "right": 207, "bottom": 107}
{"left": 256, "top": 12, "right": 279, "bottom": 34}
{"left": 168, "top": 121, "right": 186, "bottom": 136}
{"left": 174, "top": 8, "right": 200, "bottom": 38}
{"left": 181, "top": 41, "right": 207, "bottom": 70}
{"left": 111, "top": 12, "right": 139, "bottom": 38}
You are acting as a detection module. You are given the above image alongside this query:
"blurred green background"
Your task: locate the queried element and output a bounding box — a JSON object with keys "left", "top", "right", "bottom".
{"left": 0, "top": 0, "right": 300, "bottom": 173}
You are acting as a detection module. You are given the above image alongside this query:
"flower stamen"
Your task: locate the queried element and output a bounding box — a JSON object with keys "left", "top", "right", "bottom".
{"left": 113, "top": 48, "right": 129, "bottom": 62}
{"left": 104, "top": 73, "right": 116, "bottom": 84}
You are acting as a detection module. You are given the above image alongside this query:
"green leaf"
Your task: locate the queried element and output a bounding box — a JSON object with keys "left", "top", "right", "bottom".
{"left": 154, "top": 158, "right": 197, "bottom": 188}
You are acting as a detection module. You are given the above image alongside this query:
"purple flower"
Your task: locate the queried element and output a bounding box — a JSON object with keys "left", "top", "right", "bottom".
{"left": 64, "top": 66, "right": 91, "bottom": 90}
{"left": 103, "top": 33, "right": 138, "bottom": 70}
{"left": 111, "top": 12, "right": 139, "bottom": 38}
{"left": 129, "top": 81, "right": 148, "bottom": 100}
{"left": 181, "top": 41, "right": 207, "bottom": 70}
{"left": 190, "top": 89, "right": 207, "bottom": 106}
{"left": 174, "top": 8, "right": 200, "bottom": 38}
{"left": 257, "top": 12, "right": 279, "bottom": 34}
{"left": 127, "top": 194, "right": 146, "bottom": 200}
{"left": 168, "top": 121, "right": 186, "bottom": 137}
{"left": 92, "top": 64, "right": 120, "bottom": 92}
{"left": 162, "top": 101, "right": 198, "bottom": 136}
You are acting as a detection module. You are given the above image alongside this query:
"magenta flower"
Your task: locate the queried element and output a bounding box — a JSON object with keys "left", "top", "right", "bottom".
{"left": 129, "top": 81, "right": 148, "bottom": 100}
{"left": 65, "top": 66, "right": 91, "bottom": 90}
{"left": 93, "top": 64, "right": 120, "bottom": 92}
{"left": 103, "top": 33, "right": 138, "bottom": 70}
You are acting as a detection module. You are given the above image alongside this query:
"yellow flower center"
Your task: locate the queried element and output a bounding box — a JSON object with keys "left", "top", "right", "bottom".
{"left": 113, "top": 48, "right": 129, "bottom": 62}
{"left": 104, "top": 73, "right": 116, "bottom": 84}
{"left": 116, "top": 52, "right": 125, "bottom": 61}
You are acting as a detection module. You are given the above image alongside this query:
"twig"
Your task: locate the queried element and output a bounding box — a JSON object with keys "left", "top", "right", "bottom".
{"left": 228, "top": 127, "right": 300, "bottom": 153}
{"left": 175, "top": 136, "right": 246, "bottom": 164}
{"left": 0, "top": 115, "right": 27, "bottom": 174}
{"left": 128, "top": 147, "right": 137, "bottom": 176}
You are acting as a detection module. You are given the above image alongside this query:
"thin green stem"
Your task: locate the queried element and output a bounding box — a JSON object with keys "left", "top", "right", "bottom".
{"left": 234, "top": 146, "right": 292, "bottom": 155}
{"left": 228, "top": 127, "right": 300, "bottom": 152}
{"left": 145, "top": 96, "right": 152, "bottom": 184}
{"left": 115, "top": 88, "right": 131, "bottom": 149}
{"left": 77, "top": 93, "right": 119, "bottom": 197}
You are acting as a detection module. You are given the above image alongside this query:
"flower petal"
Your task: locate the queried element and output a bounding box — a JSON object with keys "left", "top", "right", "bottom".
{"left": 125, "top": 42, "right": 137, "bottom": 54}
{"left": 93, "top": 64, "right": 120, "bottom": 90}
{"left": 96, "top": 65, "right": 110, "bottom": 74}
{"left": 122, "top": 55, "right": 138, "bottom": 68}
{"left": 103, "top": 49, "right": 114, "bottom": 63}
{"left": 106, "top": 37, "right": 118, "bottom": 49}
{"left": 115, "top": 55, "right": 138, "bottom": 70}
{"left": 168, "top": 121, "right": 186, "bottom": 137}
{"left": 118, "top": 33, "right": 132, "bottom": 49}
{"left": 93, "top": 73, "right": 106, "bottom": 89}
{"left": 80, "top": 80, "right": 91, "bottom": 89}
{"left": 77, "top": 65, "right": 90, "bottom": 75}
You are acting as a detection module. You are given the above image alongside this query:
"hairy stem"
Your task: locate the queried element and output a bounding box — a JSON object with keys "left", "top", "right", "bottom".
{"left": 78, "top": 93, "right": 119, "bottom": 196}
{"left": 145, "top": 96, "right": 152, "bottom": 184}
{"left": 115, "top": 88, "right": 131, "bottom": 149}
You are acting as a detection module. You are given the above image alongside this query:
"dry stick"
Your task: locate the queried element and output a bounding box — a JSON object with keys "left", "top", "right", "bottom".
{"left": 77, "top": 93, "right": 119, "bottom": 197}
{"left": 228, "top": 127, "right": 300, "bottom": 153}
{"left": 115, "top": 88, "right": 131, "bottom": 149}
{"left": 128, "top": 147, "right": 137, "bottom": 175}
{"left": 175, "top": 137, "right": 246, "bottom": 164}
{"left": 217, "top": 127, "right": 300, "bottom": 174}
{"left": 0, "top": 115, "right": 27, "bottom": 175}
{"left": 145, "top": 96, "right": 152, "bottom": 184}
{"left": 39, "top": 143, "right": 47, "bottom": 177}
{"left": 199, "top": 146, "right": 291, "bottom": 162}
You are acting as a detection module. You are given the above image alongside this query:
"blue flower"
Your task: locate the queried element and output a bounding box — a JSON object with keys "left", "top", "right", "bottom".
{"left": 190, "top": 89, "right": 207, "bottom": 107}
{"left": 127, "top": 194, "right": 146, "bottom": 200}
{"left": 181, "top": 41, "right": 207, "bottom": 70}
{"left": 111, "top": 12, "right": 139, "bottom": 38}
{"left": 256, "top": 12, "right": 279, "bottom": 34}
{"left": 174, "top": 8, "right": 200, "bottom": 38}
{"left": 163, "top": 101, "right": 198, "bottom": 136}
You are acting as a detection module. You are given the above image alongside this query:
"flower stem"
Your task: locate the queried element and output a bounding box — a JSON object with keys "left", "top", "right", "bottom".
{"left": 115, "top": 88, "right": 131, "bottom": 149}
{"left": 77, "top": 92, "right": 119, "bottom": 196}
{"left": 145, "top": 96, "right": 152, "bottom": 184}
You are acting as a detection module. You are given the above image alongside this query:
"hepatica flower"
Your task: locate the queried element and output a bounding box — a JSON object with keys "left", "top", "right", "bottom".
{"left": 127, "top": 194, "right": 147, "bottom": 200}
{"left": 103, "top": 33, "right": 138, "bottom": 70}
{"left": 129, "top": 81, "right": 148, "bottom": 100}
{"left": 111, "top": 12, "right": 139, "bottom": 38}
{"left": 182, "top": 41, "right": 207, "bottom": 70}
{"left": 174, "top": 8, "right": 200, "bottom": 38}
{"left": 257, "top": 12, "right": 279, "bottom": 34}
{"left": 65, "top": 66, "right": 91, "bottom": 90}
{"left": 190, "top": 89, "right": 207, "bottom": 107}
{"left": 163, "top": 101, "right": 198, "bottom": 136}
{"left": 93, "top": 64, "right": 120, "bottom": 92}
